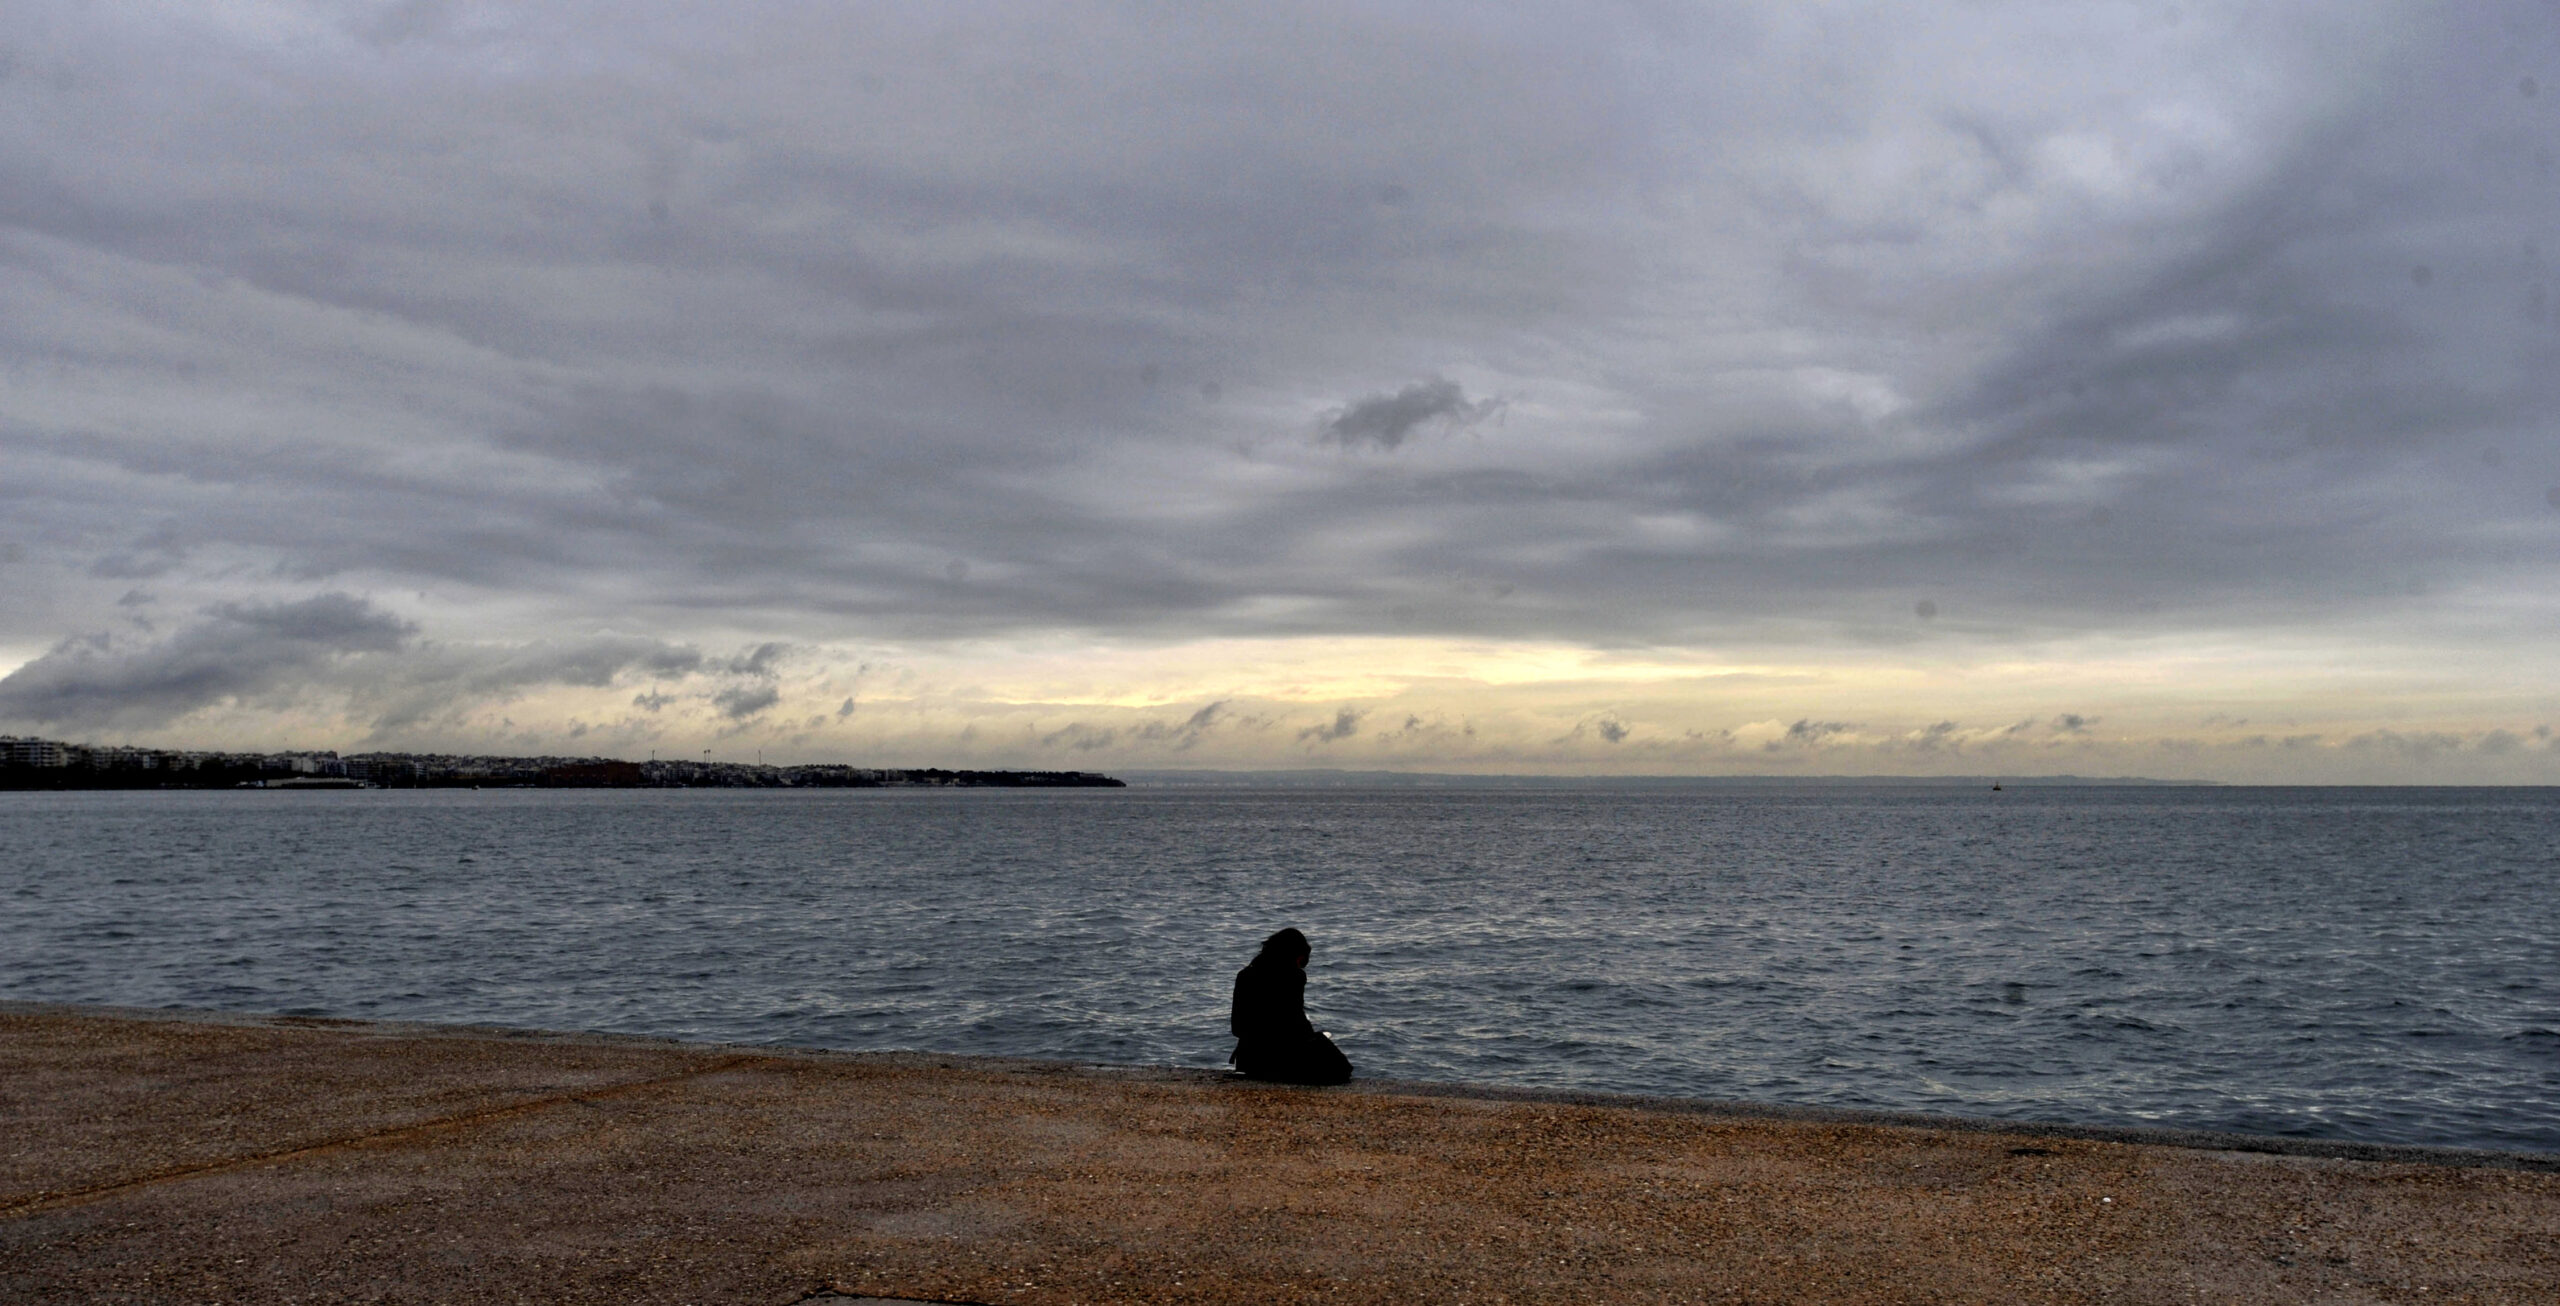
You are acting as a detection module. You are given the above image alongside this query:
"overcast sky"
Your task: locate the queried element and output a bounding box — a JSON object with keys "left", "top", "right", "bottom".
{"left": 3, "top": 1, "right": 2556, "bottom": 779}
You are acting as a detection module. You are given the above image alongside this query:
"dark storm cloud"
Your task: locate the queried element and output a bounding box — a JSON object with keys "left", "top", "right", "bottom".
{"left": 0, "top": 0, "right": 2551, "bottom": 691}
{"left": 0, "top": 594, "right": 412, "bottom": 731}
{"left": 1320, "top": 380, "right": 1504, "bottom": 451}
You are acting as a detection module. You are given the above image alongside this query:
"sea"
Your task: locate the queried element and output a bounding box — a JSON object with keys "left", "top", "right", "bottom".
{"left": 4, "top": 784, "right": 2555, "bottom": 1153}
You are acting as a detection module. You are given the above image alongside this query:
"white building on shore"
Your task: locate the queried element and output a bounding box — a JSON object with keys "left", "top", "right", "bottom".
{"left": 1, "top": 737, "right": 71, "bottom": 767}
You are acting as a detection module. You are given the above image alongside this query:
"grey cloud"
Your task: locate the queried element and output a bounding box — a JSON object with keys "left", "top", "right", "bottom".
{"left": 1784, "top": 719, "right": 1852, "bottom": 743}
{"left": 724, "top": 643, "right": 789, "bottom": 677}
{"left": 485, "top": 640, "right": 701, "bottom": 690}
{"left": 351, "top": 634, "right": 710, "bottom": 734}
{"left": 1297, "top": 707, "right": 1363, "bottom": 745}
{"left": 1559, "top": 12, "right": 2553, "bottom": 644}
{"left": 0, "top": 574, "right": 725, "bottom": 737}
{"left": 711, "top": 684, "right": 781, "bottom": 720}
{"left": 1129, "top": 699, "right": 1227, "bottom": 750}
{"left": 1320, "top": 380, "right": 1504, "bottom": 451}
{"left": 356, "top": 0, "right": 460, "bottom": 48}
{"left": 89, "top": 553, "right": 180, "bottom": 580}
{"left": 1870, "top": 58, "right": 2552, "bottom": 623}
{"left": 2343, "top": 728, "right": 2468, "bottom": 757}
{"left": 1041, "top": 722, "right": 1119, "bottom": 751}
{"left": 0, "top": 594, "right": 413, "bottom": 732}
{"left": 1594, "top": 716, "right": 1628, "bottom": 744}
{"left": 0, "top": 1, "right": 2550, "bottom": 699}
{"left": 699, "top": 641, "right": 790, "bottom": 722}
{"left": 378, "top": 636, "right": 700, "bottom": 692}
{"left": 85, "top": 527, "right": 187, "bottom": 581}
{"left": 2052, "top": 714, "right": 2095, "bottom": 734}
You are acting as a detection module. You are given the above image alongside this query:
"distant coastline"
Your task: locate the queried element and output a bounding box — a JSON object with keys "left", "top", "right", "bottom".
{"left": 0, "top": 735, "right": 1123, "bottom": 790}
{"left": 0, "top": 734, "right": 2221, "bottom": 791}
{"left": 1120, "top": 768, "right": 2213, "bottom": 788}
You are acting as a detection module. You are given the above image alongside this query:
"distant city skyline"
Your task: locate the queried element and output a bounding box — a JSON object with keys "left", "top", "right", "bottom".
{"left": 4, "top": 3, "right": 2556, "bottom": 782}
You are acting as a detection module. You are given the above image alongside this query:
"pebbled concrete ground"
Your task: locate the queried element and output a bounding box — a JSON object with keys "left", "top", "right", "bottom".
{"left": 4, "top": 1004, "right": 2556, "bottom": 1304}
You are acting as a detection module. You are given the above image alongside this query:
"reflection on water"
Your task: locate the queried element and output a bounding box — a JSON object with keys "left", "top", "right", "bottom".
{"left": 4, "top": 785, "right": 2555, "bottom": 1151}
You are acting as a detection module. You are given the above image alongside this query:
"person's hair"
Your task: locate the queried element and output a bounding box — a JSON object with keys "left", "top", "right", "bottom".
{"left": 1256, "top": 927, "right": 1310, "bottom": 963}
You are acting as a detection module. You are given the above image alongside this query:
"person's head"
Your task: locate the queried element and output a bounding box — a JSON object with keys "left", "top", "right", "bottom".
{"left": 1257, "top": 927, "right": 1311, "bottom": 968}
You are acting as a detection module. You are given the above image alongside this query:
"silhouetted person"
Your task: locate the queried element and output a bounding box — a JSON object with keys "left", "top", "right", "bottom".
{"left": 1230, "top": 927, "right": 1352, "bottom": 1085}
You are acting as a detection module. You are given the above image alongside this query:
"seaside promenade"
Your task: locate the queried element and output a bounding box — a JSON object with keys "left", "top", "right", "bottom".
{"left": 4, "top": 1005, "right": 2554, "bottom": 1304}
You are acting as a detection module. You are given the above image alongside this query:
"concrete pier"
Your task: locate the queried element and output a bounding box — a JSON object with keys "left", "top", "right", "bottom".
{"left": 4, "top": 1004, "right": 2555, "bottom": 1303}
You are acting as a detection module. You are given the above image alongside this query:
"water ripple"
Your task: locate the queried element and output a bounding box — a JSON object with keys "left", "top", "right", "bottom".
{"left": 3, "top": 785, "right": 2556, "bottom": 1151}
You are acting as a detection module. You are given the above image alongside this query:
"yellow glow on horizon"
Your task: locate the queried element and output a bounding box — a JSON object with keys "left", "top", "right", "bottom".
{"left": 896, "top": 635, "right": 1823, "bottom": 706}
{"left": 9, "top": 624, "right": 2559, "bottom": 783}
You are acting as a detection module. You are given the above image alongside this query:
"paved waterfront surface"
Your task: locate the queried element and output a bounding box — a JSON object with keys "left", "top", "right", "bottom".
{"left": 4, "top": 1005, "right": 2556, "bottom": 1304}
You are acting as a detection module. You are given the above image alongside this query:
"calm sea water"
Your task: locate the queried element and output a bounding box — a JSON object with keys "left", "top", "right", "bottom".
{"left": 4, "top": 786, "right": 2555, "bottom": 1151}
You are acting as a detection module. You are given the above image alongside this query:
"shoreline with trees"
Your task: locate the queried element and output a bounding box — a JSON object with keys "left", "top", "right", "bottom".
{"left": 0, "top": 736, "right": 1123, "bottom": 790}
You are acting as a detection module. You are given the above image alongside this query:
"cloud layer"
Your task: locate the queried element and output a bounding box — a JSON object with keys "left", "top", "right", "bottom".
{"left": 0, "top": 595, "right": 413, "bottom": 732}
{"left": 2, "top": 2, "right": 2556, "bottom": 776}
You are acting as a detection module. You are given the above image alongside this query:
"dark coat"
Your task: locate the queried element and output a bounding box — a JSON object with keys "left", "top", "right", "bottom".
{"left": 1231, "top": 958, "right": 1313, "bottom": 1044}
{"left": 1230, "top": 957, "right": 1351, "bottom": 1085}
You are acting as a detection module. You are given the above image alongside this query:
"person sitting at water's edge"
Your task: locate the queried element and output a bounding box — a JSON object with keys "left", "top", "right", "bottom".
{"left": 1230, "top": 927, "right": 1353, "bottom": 1085}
